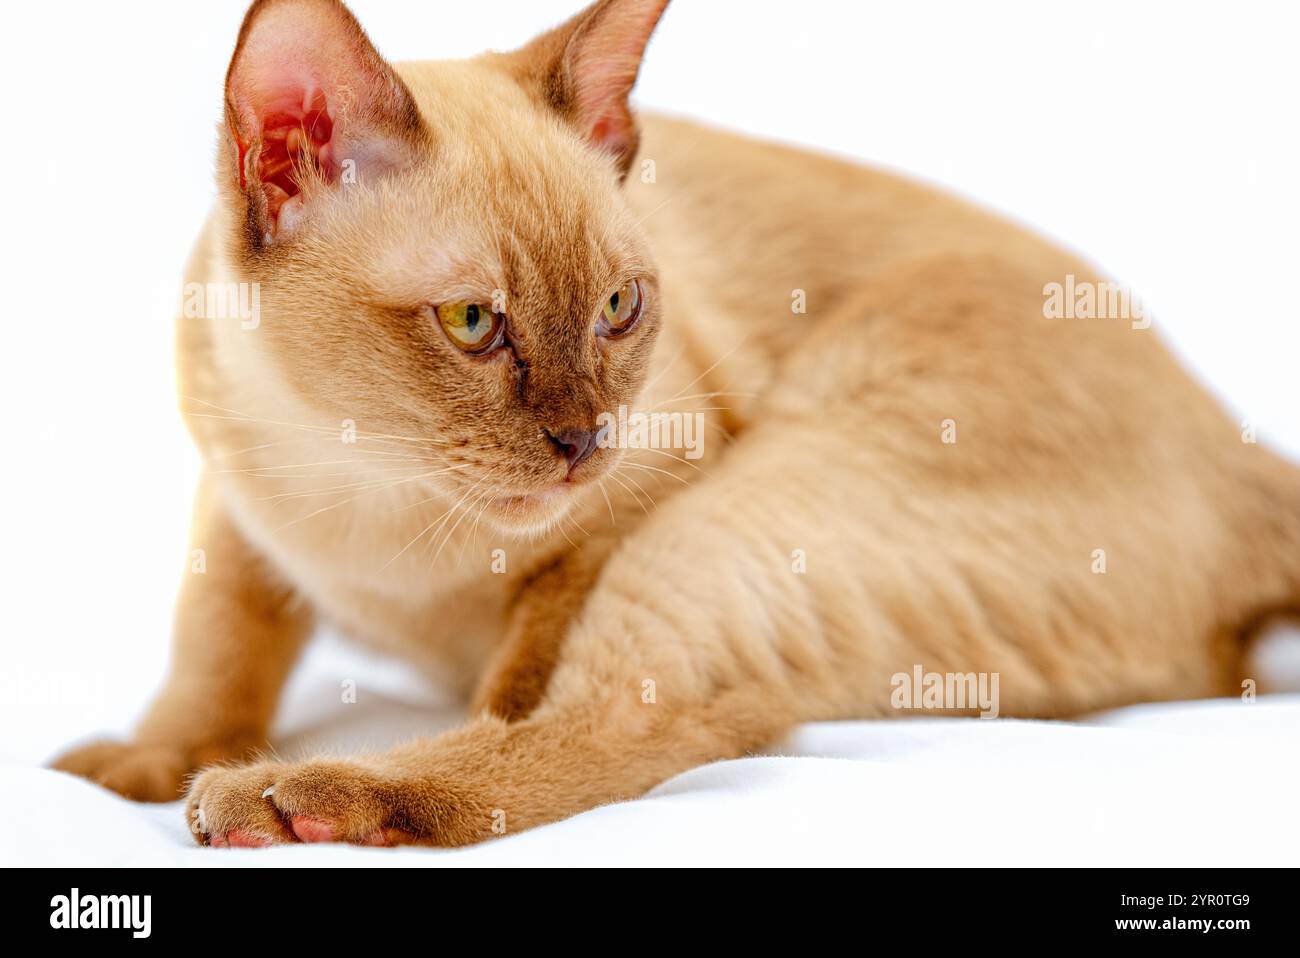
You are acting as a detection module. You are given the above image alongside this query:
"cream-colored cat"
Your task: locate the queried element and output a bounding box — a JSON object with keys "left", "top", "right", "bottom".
{"left": 54, "top": 0, "right": 1299, "bottom": 847}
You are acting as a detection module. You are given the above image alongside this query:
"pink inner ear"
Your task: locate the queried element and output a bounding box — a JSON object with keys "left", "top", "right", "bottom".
{"left": 225, "top": 0, "right": 416, "bottom": 235}
{"left": 570, "top": 51, "right": 639, "bottom": 156}
{"left": 590, "top": 119, "right": 633, "bottom": 160}
{"left": 564, "top": 0, "right": 669, "bottom": 161}
{"left": 581, "top": 94, "right": 635, "bottom": 158}
{"left": 232, "top": 68, "right": 340, "bottom": 225}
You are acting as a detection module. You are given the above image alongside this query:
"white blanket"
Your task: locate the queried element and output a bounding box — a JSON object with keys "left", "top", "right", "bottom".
{"left": 6, "top": 626, "right": 1299, "bottom": 867}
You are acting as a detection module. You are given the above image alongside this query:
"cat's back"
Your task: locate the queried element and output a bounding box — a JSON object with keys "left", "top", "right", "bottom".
{"left": 628, "top": 114, "right": 1084, "bottom": 371}
{"left": 626, "top": 115, "right": 1221, "bottom": 446}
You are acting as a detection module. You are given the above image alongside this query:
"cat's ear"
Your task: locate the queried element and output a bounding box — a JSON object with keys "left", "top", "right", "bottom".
{"left": 508, "top": 0, "right": 670, "bottom": 179}
{"left": 223, "top": 0, "right": 425, "bottom": 245}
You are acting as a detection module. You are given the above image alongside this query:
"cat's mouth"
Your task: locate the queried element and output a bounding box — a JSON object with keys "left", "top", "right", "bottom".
{"left": 497, "top": 486, "right": 566, "bottom": 508}
{"left": 470, "top": 452, "right": 613, "bottom": 529}
{"left": 481, "top": 483, "right": 573, "bottom": 525}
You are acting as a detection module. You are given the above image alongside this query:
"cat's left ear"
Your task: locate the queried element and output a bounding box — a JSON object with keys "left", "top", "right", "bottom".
{"left": 507, "top": 0, "right": 670, "bottom": 179}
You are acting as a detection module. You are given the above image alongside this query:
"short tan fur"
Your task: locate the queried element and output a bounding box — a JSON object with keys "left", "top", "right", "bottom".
{"left": 54, "top": 0, "right": 1300, "bottom": 847}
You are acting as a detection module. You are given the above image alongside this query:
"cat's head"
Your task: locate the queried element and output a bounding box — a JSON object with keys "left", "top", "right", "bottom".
{"left": 217, "top": 0, "right": 669, "bottom": 532}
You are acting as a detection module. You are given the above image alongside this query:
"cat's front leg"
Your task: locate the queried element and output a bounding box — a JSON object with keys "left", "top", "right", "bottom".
{"left": 52, "top": 481, "right": 313, "bottom": 801}
{"left": 187, "top": 531, "right": 807, "bottom": 845}
{"left": 187, "top": 691, "right": 789, "bottom": 847}
{"left": 185, "top": 438, "right": 863, "bottom": 846}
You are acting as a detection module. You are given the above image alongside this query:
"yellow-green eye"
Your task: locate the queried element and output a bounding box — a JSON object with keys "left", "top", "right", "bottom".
{"left": 437, "top": 302, "right": 504, "bottom": 354}
{"left": 598, "top": 279, "right": 644, "bottom": 336}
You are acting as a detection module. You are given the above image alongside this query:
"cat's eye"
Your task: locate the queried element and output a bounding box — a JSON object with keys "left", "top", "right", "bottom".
{"left": 436, "top": 302, "right": 505, "bottom": 355}
{"left": 597, "top": 279, "right": 644, "bottom": 337}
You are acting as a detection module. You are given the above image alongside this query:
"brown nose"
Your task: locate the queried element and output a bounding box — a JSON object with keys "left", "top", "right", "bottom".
{"left": 545, "top": 427, "right": 599, "bottom": 472}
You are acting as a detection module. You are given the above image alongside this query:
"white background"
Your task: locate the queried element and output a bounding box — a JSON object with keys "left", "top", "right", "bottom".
{"left": 0, "top": 0, "right": 1297, "bottom": 766}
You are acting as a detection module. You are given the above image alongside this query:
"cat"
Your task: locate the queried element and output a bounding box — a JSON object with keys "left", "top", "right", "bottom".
{"left": 53, "top": 0, "right": 1300, "bottom": 847}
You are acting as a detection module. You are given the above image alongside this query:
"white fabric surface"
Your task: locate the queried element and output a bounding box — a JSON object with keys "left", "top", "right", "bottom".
{"left": 5, "top": 627, "right": 1298, "bottom": 867}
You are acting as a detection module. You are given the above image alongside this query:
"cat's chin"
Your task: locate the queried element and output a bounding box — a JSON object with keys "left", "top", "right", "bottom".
{"left": 479, "top": 484, "right": 576, "bottom": 533}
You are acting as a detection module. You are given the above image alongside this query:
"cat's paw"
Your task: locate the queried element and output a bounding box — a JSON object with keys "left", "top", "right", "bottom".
{"left": 52, "top": 738, "right": 255, "bottom": 803}
{"left": 186, "top": 759, "right": 420, "bottom": 848}
{"left": 51, "top": 740, "right": 197, "bottom": 803}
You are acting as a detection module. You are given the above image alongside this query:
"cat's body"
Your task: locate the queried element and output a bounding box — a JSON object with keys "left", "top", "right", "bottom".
{"left": 55, "top": 0, "right": 1300, "bottom": 846}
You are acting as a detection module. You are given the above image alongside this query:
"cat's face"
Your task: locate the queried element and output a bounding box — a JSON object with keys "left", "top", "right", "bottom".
{"left": 219, "top": 0, "right": 668, "bottom": 532}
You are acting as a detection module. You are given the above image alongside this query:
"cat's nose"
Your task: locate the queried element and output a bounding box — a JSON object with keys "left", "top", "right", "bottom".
{"left": 545, "top": 427, "right": 599, "bottom": 473}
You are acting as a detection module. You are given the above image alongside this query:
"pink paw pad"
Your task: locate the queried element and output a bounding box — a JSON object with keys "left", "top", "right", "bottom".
{"left": 211, "top": 829, "right": 273, "bottom": 848}
{"left": 290, "top": 816, "right": 337, "bottom": 843}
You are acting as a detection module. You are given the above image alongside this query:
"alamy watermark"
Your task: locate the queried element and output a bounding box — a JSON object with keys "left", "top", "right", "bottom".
{"left": 595, "top": 405, "right": 704, "bottom": 460}
{"left": 180, "top": 281, "right": 261, "bottom": 330}
{"left": 50, "top": 889, "right": 151, "bottom": 938}
{"left": 1043, "top": 274, "right": 1149, "bottom": 330}
{"left": 891, "top": 664, "right": 1000, "bottom": 718}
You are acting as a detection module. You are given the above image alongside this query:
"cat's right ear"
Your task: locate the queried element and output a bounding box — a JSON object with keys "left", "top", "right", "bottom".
{"left": 505, "top": 0, "right": 670, "bottom": 181}
{"left": 222, "top": 0, "right": 426, "bottom": 247}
